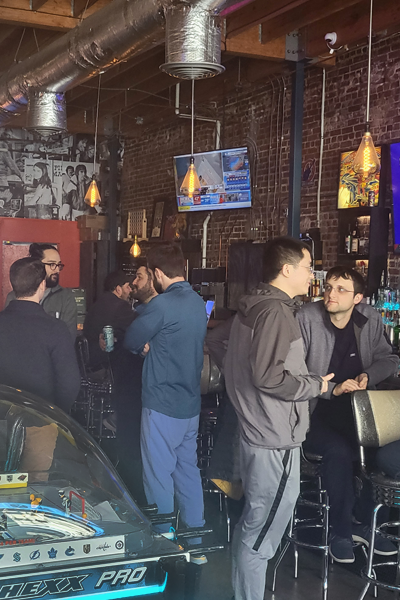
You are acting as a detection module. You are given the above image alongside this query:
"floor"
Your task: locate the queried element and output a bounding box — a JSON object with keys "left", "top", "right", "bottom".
{"left": 165, "top": 494, "right": 396, "bottom": 600}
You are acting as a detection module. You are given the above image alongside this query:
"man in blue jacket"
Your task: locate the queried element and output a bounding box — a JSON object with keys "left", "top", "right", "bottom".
{"left": 124, "top": 243, "right": 207, "bottom": 555}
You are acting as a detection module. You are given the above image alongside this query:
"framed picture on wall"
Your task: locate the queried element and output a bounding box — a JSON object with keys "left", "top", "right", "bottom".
{"left": 337, "top": 147, "right": 381, "bottom": 209}
{"left": 150, "top": 199, "right": 165, "bottom": 239}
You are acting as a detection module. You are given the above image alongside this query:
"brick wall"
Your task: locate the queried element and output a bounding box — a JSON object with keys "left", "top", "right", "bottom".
{"left": 121, "top": 33, "right": 400, "bottom": 280}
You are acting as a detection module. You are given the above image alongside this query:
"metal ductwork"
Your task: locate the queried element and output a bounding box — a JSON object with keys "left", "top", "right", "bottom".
{"left": 0, "top": 0, "right": 240, "bottom": 126}
{"left": 26, "top": 91, "right": 67, "bottom": 137}
{"left": 160, "top": 4, "right": 224, "bottom": 79}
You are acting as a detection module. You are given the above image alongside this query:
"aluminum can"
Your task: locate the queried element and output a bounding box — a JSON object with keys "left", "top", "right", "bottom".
{"left": 103, "top": 325, "right": 114, "bottom": 352}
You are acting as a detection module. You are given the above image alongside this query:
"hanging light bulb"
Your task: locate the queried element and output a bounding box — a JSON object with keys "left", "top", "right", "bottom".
{"left": 180, "top": 156, "right": 201, "bottom": 198}
{"left": 180, "top": 79, "right": 201, "bottom": 198}
{"left": 84, "top": 176, "right": 101, "bottom": 207}
{"left": 353, "top": 0, "right": 380, "bottom": 179}
{"left": 353, "top": 130, "right": 380, "bottom": 178}
{"left": 129, "top": 235, "right": 141, "bottom": 258}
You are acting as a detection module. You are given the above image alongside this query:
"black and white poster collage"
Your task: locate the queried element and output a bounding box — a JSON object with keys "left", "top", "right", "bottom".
{"left": 0, "top": 129, "right": 124, "bottom": 221}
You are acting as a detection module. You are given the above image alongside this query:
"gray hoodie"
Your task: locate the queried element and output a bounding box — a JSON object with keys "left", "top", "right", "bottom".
{"left": 224, "top": 283, "right": 322, "bottom": 450}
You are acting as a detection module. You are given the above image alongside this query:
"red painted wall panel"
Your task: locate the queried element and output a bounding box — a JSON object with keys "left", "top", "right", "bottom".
{"left": 0, "top": 217, "right": 80, "bottom": 309}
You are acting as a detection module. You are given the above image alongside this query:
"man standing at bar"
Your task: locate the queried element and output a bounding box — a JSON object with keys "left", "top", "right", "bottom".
{"left": 124, "top": 243, "right": 207, "bottom": 559}
{"left": 298, "top": 266, "right": 398, "bottom": 563}
{"left": 225, "top": 237, "right": 334, "bottom": 600}
{"left": 5, "top": 243, "right": 77, "bottom": 338}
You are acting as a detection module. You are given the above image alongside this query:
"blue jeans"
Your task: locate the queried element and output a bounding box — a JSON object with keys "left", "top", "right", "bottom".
{"left": 140, "top": 407, "right": 205, "bottom": 533}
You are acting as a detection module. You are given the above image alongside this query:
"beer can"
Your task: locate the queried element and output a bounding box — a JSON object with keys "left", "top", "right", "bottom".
{"left": 103, "top": 325, "right": 114, "bottom": 352}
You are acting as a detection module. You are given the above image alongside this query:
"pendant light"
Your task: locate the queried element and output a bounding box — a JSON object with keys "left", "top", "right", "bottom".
{"left": 353, "top": 0, "right": 380, "bottom": 178}
{"left": 180, "top": 80, "right": 201, "bottom": 198}
{"left": 85, "top": 74, "right": 102, "bottom": 207}
{"left": 129, "top": 235, "right": 141, "bottom": 258}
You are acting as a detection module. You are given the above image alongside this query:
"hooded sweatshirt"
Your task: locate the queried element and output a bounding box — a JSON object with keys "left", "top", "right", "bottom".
{"left": 224, "top": 283, "right": 322, "bottom": 449}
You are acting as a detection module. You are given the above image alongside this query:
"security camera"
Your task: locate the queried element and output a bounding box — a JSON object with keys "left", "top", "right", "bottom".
{"left": 324, "top": 32, "right": 337, "bottom": 45}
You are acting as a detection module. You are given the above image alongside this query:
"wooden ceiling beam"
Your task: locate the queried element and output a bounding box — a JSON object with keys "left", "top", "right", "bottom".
{"left": 223, "top": 26, "right": 286, "bottom": 60}
{"left": 0, "top": 7, "right": 78, "bottom": 30}
{"left": 305, "top": 0, "right": 400, "bottom": 57}
{"left": 225, "top": 0, "right": 310, "bottom": 38}
{"left": 261, "top": 0, "right": 364, "bottom": 44}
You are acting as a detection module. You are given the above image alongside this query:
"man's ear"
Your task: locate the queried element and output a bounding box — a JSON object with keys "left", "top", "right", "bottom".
{"left": 40, "top": 279, "right": 46, "bottom": 292}
{"left": 354, "top": 293, "right": 363, "bottom": 306}
{"left": 114, "top": 285, "right": 122, "bottom": 298}
{"left": 281, "top": 264, "right": 291, "bottom": 278}
{"left": 154, "top": 267, "right": 163, "bottom": 282}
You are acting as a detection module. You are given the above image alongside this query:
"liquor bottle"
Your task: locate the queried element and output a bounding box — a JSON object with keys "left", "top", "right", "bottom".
{"left": 345, "top": 226, "right": 352, "bottom": 254}
{"left": 351, "top": 226, "right": 359, "bottom": 254}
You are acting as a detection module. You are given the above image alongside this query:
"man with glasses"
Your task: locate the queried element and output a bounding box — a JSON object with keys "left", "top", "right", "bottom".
{"left": 297, "top": 266, "right": 399, "bottom": 563}
{"left": 5, "top": 243, "right": 77, "bottom": 338}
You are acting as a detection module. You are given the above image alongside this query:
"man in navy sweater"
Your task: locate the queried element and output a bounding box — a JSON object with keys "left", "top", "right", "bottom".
{"left": 124, "top": 243, "right": 207, "bottom": 556}
{"left": 0, "top": 257, "right": 80, "bottom": 412}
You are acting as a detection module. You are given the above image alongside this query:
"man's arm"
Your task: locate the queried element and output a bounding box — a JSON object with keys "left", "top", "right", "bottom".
{"left": 61, "top": 291, "right": 78, "bottom": 339}
{"left": 251, "top": 307, "right": 322, "bottom": 402}
{"left": 364, "top": 313, "right": 399, "bottom": 385}
{"left": 205, "top": 316, "right": 235, "bottom": 373}
{"left": 51, "top": 323, "right": 81, "bottom": 413}
{"left": 113, "top": 302, "right": 136, "bottom": 343}
{"left": 124, "top": 298, "right": 164, "bottom": 354}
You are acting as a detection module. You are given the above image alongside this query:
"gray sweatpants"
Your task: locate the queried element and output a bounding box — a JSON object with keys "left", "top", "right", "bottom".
{"left": 232, "top": 439, "right": 300, "bottom": 600}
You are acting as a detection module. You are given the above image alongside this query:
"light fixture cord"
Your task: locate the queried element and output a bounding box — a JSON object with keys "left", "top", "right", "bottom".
{"left": 191, "top": 78, "right": 195, "bottom": 157}
{"left": 94, "top": 72, "right": 102, "bottom": 174}
{"left": 366, "top": 0, "right": 373, "bottom": 124}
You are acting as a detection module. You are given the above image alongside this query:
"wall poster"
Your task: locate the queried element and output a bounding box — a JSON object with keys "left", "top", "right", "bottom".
{"left": 337, "top": 147, "right": 381, "bottom": 209}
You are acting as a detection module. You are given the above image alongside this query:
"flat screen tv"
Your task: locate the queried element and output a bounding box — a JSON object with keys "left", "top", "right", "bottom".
{"left": 390, "top": 142, "right": 400, "bottom": 253}
{"left": 173, "top": 147, "right": 252, "bottom": 212}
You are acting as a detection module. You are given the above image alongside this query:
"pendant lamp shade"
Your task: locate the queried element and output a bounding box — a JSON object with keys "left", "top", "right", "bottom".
{"left": 129, "top": 235, "right": 141, "bottom": 258}
{"left": 353, "top": 130, "right": 380, "bottom": 178}
{"left": 84, "top": 176, "right": 101, "bottom": 207}
{"left": 180, "top": 157, "right": 201, "bottom": 198}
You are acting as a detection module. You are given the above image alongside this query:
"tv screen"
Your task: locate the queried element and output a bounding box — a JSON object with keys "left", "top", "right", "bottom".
{"left": 391, "top": 142, "right": 400, "bottom": 253}
{"left": 173, "top": 147, "right": 252, "bottom": 212}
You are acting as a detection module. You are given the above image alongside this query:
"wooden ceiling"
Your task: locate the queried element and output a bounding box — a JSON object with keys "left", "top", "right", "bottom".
{"left": 1, "top": 0, "right": 400, "bottom": 137}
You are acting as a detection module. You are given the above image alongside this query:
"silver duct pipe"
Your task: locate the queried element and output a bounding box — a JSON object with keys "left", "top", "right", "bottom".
{"left": 160, "top": 4, "right": 224, "bottom": 79}
{"left": 0, "top": 0, "right": 240, "bottom": 126}
{"left": 26, "top": 91, "right": 67, "bottom": 136}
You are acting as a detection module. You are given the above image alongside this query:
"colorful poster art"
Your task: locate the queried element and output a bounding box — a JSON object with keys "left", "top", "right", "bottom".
{"left": 337, "top": 147, "right": 381, "bottom": 209}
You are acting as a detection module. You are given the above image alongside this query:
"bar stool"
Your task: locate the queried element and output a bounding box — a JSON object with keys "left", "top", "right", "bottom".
{"left": 352, "top": 389, "right": 400, "bottom": 600}
{"left": 271, "top": 448, "right": 330, "bottom": 600}
{"left": 75, "top": 335, "right": 114, "bottom": 443}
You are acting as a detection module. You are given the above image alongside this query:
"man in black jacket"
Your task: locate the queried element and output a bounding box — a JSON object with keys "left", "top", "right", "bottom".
{"left": 83, "top": 268, "right": 157, "bottom": 505}
{"left": 0, "top": 257, "right": 80, "bottom": 413}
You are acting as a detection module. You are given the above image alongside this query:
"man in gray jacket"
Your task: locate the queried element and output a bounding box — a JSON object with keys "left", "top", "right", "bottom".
{"left": 5, "top": 243, "right": 77, "bottom": 338}
{"left": 298, "top": 266, "right": 398, "bottom": 563}
{"left": 225, "top": 237, "right": 334, "bottom": 600}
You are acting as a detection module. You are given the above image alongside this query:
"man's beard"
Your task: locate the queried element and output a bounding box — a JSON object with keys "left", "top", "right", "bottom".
{"left": 132, "top": 283, "right": 154, "bottom": 303}
{"left": 46, "top": 273, "right": 59, "bottom": 288}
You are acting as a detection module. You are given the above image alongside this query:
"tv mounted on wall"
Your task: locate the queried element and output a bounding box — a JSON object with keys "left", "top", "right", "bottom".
{"left": 173, "top": 147, "right": 252, "bottom": 212}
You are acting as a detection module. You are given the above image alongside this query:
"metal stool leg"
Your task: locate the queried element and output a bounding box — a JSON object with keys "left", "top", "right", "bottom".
{"left": 322, "top": 491, "right": 330, "bottom": 600}
{"left": 223, "top": 494, "right": 231, "bottom": 543}
{"left": 358, "top": 504, "right": 382, "bottom": 600}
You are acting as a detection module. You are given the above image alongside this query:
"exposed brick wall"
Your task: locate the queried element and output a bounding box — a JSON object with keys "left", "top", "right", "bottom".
{"left": 121, "top": 33, "right": 400, "bottom": 280}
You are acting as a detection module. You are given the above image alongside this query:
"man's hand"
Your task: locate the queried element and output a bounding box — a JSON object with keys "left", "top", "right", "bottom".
{"left": 99, "top": 333, "right": 106, "bottom": 352}
{"left": 321, "top": 373, "right": 335, "bottom": 394}
{"left": 355, "top": 373, "right": 369, "bottom": 390}
{"left": 332, "top": 379, "right": 362, "bottom": 396}
{"left": 141, "top": 343, "right": 150, "bottom": 357}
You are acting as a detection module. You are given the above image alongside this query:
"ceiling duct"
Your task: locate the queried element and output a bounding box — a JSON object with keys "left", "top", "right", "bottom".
{"left": 26, "top": 91, "right": 67, "bottom": 138}
{"left": 160, "top": 3, "right": 225, "bottom": 79}
{"left": 0, "top": 0, "right": 240, "bottom": 126}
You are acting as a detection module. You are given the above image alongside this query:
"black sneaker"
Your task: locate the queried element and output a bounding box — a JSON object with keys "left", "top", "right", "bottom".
{"left": 329, "top": 535, "right": 355, "bottom": 563}
{"left": 352, "top": 524, "right": 397, "bottom": 556}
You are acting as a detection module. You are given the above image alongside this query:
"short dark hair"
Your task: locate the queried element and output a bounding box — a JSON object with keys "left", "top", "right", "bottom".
{"left": 326, "top": 266, "right": 365, "bottom": 296}
{"left": 147, "top": 243, "right": 185, "bottom": 279}
{"left": 104, "top": 271, "right": 133, "bottom": 292}
{"left": 10, "top": 257, "right": 46, "bottom": 298}
{"left": 263, "top": 236, "right": 311, "bottom": 283}
{"left": 29, "top": 243, "right": 57, "bottom": 260}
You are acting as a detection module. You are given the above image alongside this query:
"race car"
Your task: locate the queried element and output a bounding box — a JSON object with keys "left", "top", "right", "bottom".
{"left": 0, "top": 385, "right": 198, "bottom": 600}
